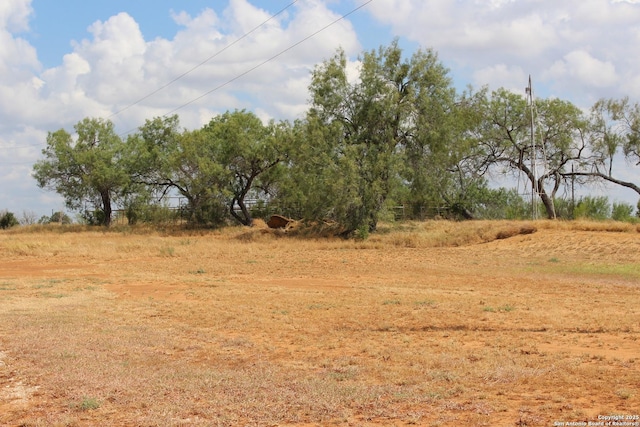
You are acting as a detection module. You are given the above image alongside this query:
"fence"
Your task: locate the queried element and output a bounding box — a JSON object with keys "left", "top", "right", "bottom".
{"left": 105, "top": 201, "right": 453, "bottom": 226}
{"left": 392, "top": 205, "right": 450, "bottom": 221}
{"left": 108, "top": 198, "right": 266, "bottom": 226}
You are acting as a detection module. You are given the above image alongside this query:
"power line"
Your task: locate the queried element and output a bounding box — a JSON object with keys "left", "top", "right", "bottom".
{"left": 1, "top": 0, "right": 375, "bottom": 164}
{"left": 0, "top": 142, "right": 44, "bottom": 148}
{"left": 119, "top": 0, "right": 374, "bottom": 136}
{"left": 107, "top": 1, "right": 299, "bottom": 120}
{"left": 0, "top": 159, "right": 40, "bottom": 165}
{"left": 0, "top": 2, "right": 300, "bottom": 161}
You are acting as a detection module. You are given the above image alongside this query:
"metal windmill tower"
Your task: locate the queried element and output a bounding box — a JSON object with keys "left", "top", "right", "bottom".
{"left": 525, "top": 75, "right": 540, "bottom": 219}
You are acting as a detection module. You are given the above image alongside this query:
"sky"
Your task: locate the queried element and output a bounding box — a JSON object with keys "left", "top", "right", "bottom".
{"left": 1, "top": 0, "right": 640, "bottom": 220}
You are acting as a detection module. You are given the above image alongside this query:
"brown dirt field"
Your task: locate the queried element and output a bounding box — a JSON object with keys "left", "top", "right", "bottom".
{"left": 0, "top": 220, "right": 639, "bottom": 426}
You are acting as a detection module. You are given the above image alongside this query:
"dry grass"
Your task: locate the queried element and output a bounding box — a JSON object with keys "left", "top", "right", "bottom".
{"left": 0, "top": 220, "right": 639, "bottom": 426}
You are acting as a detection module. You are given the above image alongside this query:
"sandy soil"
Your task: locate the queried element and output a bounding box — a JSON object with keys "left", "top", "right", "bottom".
{"left": 0, "top": 222, "right": 639, "bottom": 426}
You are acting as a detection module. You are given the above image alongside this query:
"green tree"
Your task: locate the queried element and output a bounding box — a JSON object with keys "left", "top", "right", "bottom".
{"left": 125, "top": 115, "right": 181, "bottom": 198}
{"left": 49, "top": 211, "right": 72, "bottom": 224}
{"left": 573, "top": 196, "right": 611, "bottom": 220}
{"left": 171, "top": 128, "right": 230, "bottom": 225}
{"left": 37, "top": 211, "right": 72, "bottom": 225}
{"left": 129, "top": 112, "right": 285, "bottom": 226}
{"left": 401, "top": 74, "right": 486, "bottom": 220}
{"left": 127, "top": 115, "right": 229, "bottom": 225}
{"left": 202, "top": 110, "right": 285, "bottom": 226}
{"left": 471, "top": 187, "right": 529, "bottom": 220}
{"left": 33, "top": 118, "right": 129, "bottom": 226}
{"left": 566, "top": 98, "right": 640, "bottom": 197}
{"left": 285, "top": 41, "right": 462, "bottom": 232}
{"left": 551, "top": 197, "right": 576, "bottom": 219}
{"left": 611, "top": 201, "right": 634, "bottom": 222}
{"left": 308, "top": 46, "right": 400, "bottom": 232}
{"left": 0, "top": 210, "right": 19, "bottom": 229}
{"left": 123, "top": 115, "right": 175, "bottom": 223}
{"left": 276, "top": 114, "right": 361, "bottom": 225}
{"left": 473, "top": 89, "right": 588, "bottom": 219}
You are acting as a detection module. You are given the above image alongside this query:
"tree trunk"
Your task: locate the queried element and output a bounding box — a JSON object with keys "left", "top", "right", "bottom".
{"left": 513, "top": 160, "right": 557, "bottom": 219}
{"left": 229, "top": 174, "right": 256, "bottom": 226}
{"left": 368, "top": 211, "right": 378, "bottom": 232}
{"left": 230, "top": 196, "right": 253, "bottom": 226}
{"left": 100, "top": 190, "right": 112, "bottom": 227}
{"left": 539, "top": 190, "right": 556, "bottom": 219}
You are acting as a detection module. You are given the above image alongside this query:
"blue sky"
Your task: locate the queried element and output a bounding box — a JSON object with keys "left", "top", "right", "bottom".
{"left": 26, "top": 1, "right": 403, "bottom": 69}
{"left": 1, "top": 0, "right": 639, "bottom": 218}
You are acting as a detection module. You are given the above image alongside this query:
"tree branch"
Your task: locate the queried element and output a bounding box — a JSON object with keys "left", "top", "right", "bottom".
{"left": 562, "top": 171, "right": 640, "bottom": 195}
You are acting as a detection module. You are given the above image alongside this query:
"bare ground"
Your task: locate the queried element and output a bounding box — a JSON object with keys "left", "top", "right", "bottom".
{"left": 0, "top": 220, "right": 639, "bottom": 426}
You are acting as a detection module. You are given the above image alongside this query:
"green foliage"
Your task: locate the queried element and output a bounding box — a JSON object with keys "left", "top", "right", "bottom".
{"left": 80, "top": 209, "right": 106, "bottom": 226}
{"left": 354, "top": 224, "right": 370, "bottom": 241}
{"left": 203, "top": 110, "right": 285, "bottom": 226}
{"left": 50, "top": 211, "right": 72, "bottom": 224}
{"left": 126, "top": 111, "right": 283, "bottom": 227}
{"left": 473, "top": 188, "right": 529, "bottom": 219}
{"left": 128, "top": 116, "right": 230, "bottom": 226}
{"left": 574, "top": 98, "right": 640, "bottom": 200}
{"left": 573, "top": 196, "right": 611, "bottom": 220}
{"left": 276, "top": 115, "right": 362, "bottom": 228}
{"left": 483, "top": 304, "right": 514, "bottom": 313}
{"left": 590, "top": 98, "right": 640, "bottom": 172}
{"left": 612, "top": 202, "right": 635, "bottom": 221}
{"left": 280, "top": 40, "right": 471, "bottom": 232}
{"left": 123, "top": 195, "right": 180, "bottom": 225}
{"left": 475, "top": 89, "right": 588, "bottom": 219}
{"left": 31, "top": 43, "right": 639, "bottom": 232}
{"left": 0, "top": 210, "right": 19, "bottom": 229}
{"left": 73, "top": 397, "right": 100, "bottom": 411}
{"left": 33, "top": 118, "right": 129, "bottom": 226}
{"left": 551, "top": 198, "right": 574, "bottom": 219}
{"left": 38, "top": 211, "right": 72, "bottom": 224}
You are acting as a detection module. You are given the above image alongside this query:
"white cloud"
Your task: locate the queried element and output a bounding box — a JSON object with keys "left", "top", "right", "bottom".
{"left": 547, "top": 50, "right": 618, "bottom": 88}
{"left": 1, "top": 0, "right": 360, "bottom": 137}
{"left": 0, "top": 0, "right": 31, "bottom": 32}
{"left": 2, "top": 0, "right": 640, "bottom": 215}
{"left": 473, "top": 64, "right": 527, "bottom": 93}
{"left": 365, "top": 1, "right": 558, "bottom": 59}
{"left": 0, "top": 1, "right": 39, "bottom": 86}
{"left": 0, "top": 1, "right": 364, "bottom": 215}
{"left": 223, "top": 0, "right": 276, "bottom": 35}
{"left": 364, "top": 0, "right": 640, "bottom": 105}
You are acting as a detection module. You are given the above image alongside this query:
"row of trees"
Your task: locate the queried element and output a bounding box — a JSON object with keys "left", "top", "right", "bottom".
{"left": 33, "top": 41, "right": 640, "bottom": 232}
{"left": 0, "top": 210, "right": 72, "bottom": 229}
{"left": 3, "top": 193, "right": 636, "bottom": 230}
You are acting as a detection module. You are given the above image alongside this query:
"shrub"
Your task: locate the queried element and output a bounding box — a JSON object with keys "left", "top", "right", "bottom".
{"left": 127, "top": 203, "right": 178, "bottom": 225}
{"left": 80, "top": 209, "right": 106, "bottom": 226}
{"left": 452, "top": 187, "right": 529, "bottom": 220}
{"left": 612, "top": 202, "right": 635, "bottom": 222}
{"left": 20, "top": 210, "right": 38, "bottom": 225}
{"left": 552, "top": 197, "right": 574, "bottom": 219}
{"left": 0, "top": 210, "right": 19, "bottom": 229}
{"left": 49, "top": 211, "right": 72, "bottom": 224}
{"left": 573, "top": 196, "right": 610, "bottom": 220}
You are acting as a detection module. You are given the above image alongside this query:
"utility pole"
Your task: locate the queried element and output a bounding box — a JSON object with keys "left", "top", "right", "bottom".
{"left": 525, "top": 75, "right": 538, "bottom": 219}
{"left": 571, "top": 164, "right": 575, "bottom": 219}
